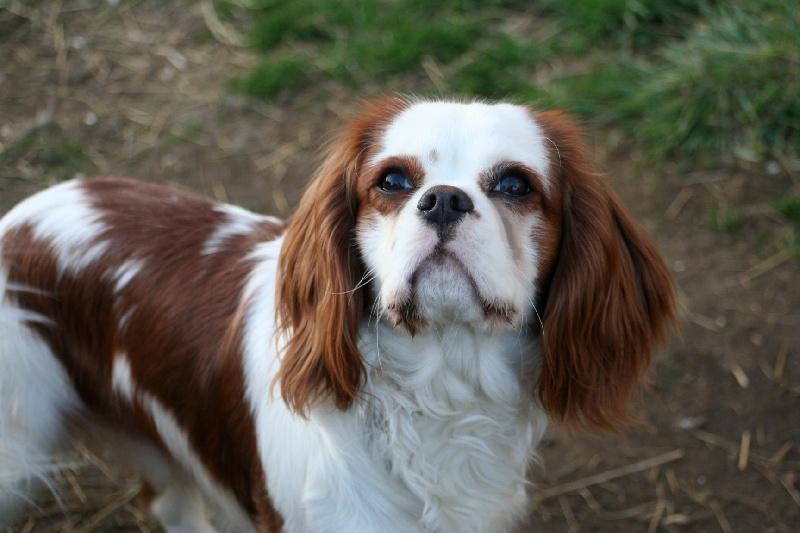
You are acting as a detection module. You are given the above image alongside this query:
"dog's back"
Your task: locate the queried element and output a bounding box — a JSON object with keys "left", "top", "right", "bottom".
{"left": 0, "top": 178, "right": 284, "bottom": 530}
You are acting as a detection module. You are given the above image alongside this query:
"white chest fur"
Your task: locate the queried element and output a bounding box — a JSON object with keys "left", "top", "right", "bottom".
{"left": 357, "top": 323, "right": 547, "bottom": 532}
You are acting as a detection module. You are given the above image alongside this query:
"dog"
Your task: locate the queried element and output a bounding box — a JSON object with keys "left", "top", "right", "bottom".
{"left": 0, "top": 97, "right": 676, "bottom": 532}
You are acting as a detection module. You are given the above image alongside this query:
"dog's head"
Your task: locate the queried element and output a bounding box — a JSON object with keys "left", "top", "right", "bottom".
{"left": 276, "top": 97, "right": 676, "bottom": 430}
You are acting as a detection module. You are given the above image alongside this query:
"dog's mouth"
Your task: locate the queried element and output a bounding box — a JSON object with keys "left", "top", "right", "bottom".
{"left": 416, "top": 248, "right": 470, "bottom": 279}
{"left": 382, "top": 249, "right": 518, "bottom": 334}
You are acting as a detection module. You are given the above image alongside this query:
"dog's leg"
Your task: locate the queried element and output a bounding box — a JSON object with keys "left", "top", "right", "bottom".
{"left": 130, "top": 452, "right": 219, "bottom": 533}
{"left": 0, "top": 293, "right": 77, "bottom": 528}
{"left": 137, "top": 479, "right": 217, "bottom": 533}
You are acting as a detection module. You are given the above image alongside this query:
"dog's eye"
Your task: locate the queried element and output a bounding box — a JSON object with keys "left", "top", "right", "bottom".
{"left": 378, "top": 171, "right": 412, "bottom": 193}
{"left": 492, "top": 174, "right": 531, "bottom": 197}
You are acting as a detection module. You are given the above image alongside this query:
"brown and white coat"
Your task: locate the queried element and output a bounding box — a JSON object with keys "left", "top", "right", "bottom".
{"left": 0, "top": 98, "right": 675, "bottom": 532}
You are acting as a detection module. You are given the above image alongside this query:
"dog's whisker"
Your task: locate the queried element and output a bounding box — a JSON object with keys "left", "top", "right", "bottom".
{"left": 327, "top": 268, "right": 377, "bottom": 295}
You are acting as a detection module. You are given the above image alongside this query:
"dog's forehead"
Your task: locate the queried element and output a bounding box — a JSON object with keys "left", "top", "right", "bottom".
{"left": 372, "top": 101, "right": 550, "bottom": 180}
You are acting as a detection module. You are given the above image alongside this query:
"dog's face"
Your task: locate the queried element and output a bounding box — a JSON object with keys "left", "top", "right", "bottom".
{"left": 355, "top": 102, "right": 558, "bottom": 333}
{"left": 277, "top": 97, "right": 675, "bottom": 429}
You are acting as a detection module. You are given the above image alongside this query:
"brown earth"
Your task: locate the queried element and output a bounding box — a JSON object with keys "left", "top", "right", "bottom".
{"left": 1, "top": 2, "right": 798, "bottom": 532}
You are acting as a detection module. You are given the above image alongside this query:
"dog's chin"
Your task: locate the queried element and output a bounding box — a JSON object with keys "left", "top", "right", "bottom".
{"left": 383, "top": 259, "right": 520, "bottom": 335}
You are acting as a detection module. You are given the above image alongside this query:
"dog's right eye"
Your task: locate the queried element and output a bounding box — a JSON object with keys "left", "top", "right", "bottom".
{"left": 378, "top": 171, "right": 412, "bottom": 193}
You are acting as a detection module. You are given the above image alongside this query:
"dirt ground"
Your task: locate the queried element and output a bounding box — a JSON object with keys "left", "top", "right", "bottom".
{"left": 1, "top": 2, "right": 798, "bottom": 532}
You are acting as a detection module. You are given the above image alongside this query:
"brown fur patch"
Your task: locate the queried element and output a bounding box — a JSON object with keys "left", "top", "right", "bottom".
{"left": 1, "top": 177, "right": 284, "bottom": 529}
{"left": 531, "top": 111, "right": 677, "bottom": 431}
{"left": 276, "top": 97, "right": 411, "bottom": 415}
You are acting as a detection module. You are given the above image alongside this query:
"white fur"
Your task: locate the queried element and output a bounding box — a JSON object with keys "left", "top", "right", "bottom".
{"left": 0, "top": 180, "right": 109, "bottom": 275}
{"left": 0, "top": 270, "right": 78, "bottom": 527}
{"left": 0, "top": 193, "right": 88, "bottom": 527}
{"left": 203, "top": 205, "right": 280, "bottom": 256}
{"left": 1, "top": 101, "right": 557, "bottom": 532}
{"left": 111, "top": 259, "right": 145, "bottom": 294}
{"left": 361, "top": 101, "right": 547, "bottom": 331}
{"left": 372, "top": 102, "right": 551, "bottom": 185}
{"left": 357, "top": 324, "right": 547, "bottom": 532}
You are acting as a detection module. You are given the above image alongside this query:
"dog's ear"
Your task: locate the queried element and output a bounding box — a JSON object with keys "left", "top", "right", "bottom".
{"left": 534, "top": 110, "right": 677, "bottom": 431}
{"left": 276, "top": 97, "right": 409, "bottom": 415}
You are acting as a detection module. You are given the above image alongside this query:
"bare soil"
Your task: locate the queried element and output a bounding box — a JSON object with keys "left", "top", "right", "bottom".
{"left": 1, "top": 2, "right": 798, "bottom": 532}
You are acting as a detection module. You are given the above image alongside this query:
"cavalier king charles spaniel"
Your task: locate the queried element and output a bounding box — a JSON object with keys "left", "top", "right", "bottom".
{"left": 0, "top": 97, "right": 675, "bottom": 532}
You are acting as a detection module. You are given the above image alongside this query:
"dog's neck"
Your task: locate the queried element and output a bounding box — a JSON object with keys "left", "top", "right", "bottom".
{"left": 363, "top": 320, "right": 538, "bottom": 405}
{"left": 356, "top": 321, "right": 547, "bottom": 532}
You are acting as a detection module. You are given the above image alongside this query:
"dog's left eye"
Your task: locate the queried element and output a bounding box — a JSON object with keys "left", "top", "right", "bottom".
{"left": 492, "top": 174, "right": 531, "bottom": 197}
{"left": 378, "top": 171, "right": 413, "bottom": 193}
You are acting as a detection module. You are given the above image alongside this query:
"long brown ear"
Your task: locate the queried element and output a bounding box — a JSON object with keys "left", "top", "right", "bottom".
{"left": 535, "top": 110, "right": 677, "bottom": 431}
{"left": 276, "top": 97, "right": 408, "bottom": 415}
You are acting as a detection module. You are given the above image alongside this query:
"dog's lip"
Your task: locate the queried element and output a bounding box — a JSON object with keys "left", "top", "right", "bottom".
{"left": 413, "top": 249, "right": 520, "bottom": 325}
{"left": 382, "top": 249, "right": 521, "bottom": 333}
{"left": 408, "top": 249, "right": 484, "bottom": 308}
{"left": 411, "top": 247, "right": 472, "bottom": 283}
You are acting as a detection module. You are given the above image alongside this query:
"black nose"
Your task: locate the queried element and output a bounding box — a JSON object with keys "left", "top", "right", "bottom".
{"left": 417, "top": 185, "right": 474, "bottom": 235}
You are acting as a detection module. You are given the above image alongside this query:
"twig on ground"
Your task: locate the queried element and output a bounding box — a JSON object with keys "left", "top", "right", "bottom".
{"left": 65, "top": 468, "right": 87, "bottom": 504}
{"left": 124, "top": 500, "right": 155, "bottom": 530}
{"left": 212, "top": 182, "right": 229, "bottom": 203}
{"left": 577, "top": 488, "right": 657, "bottom": 521}
{"left": 692, "top": 430, "right": 772, "bottom": 468}
{"left": 768, "top": 442, "right": 794, "bottom": 469}
{"left": 661, "top": 511, "right": 715, "bottom": 526}
{"left": 781, "top": 473, "right": 800, "bottom": 508}
{"left": 532, "top": 449, "right": 685, "bottom": 503}
{"left": 665, "top": 468, "right": 680, "bottom": 495}
{"left": 738, "top": 249, "right": 794, "bottom": 286}
{"left": 272, "top": 184, "right": 290, "bottom": 216}
{"left": 200, "top": 0, "right": 246, "bottom": 47}
{"left": 738, "top": 430, "right": 751, "bottom": 471}
{"left": 685, "top": 309, "right": 724, "bottom": 332}
{"left": 557, "top": 495, "right": 579, "bottom": 533}
{"left": 72, "top": 486, "right": 140, "bottom": 533}
{"left": 774, "top": 344, "right": 788, "bottom": 381}
{"left": 685, "top": 171, "right": 730, "bottom": 185}
{"left": 730, "top": 363, "right": 750, "bottom": 388}
{"left": 665, "top": 187, "right": 692, "bottom": 220}
{"left": 708, "top": 499, "right": 732, "bottom": 533}
{"left": 647, "top": 500, "right": 666, "bottom": 533}
{"left": 73, "top": 443, "right": 117, "bottom": 483}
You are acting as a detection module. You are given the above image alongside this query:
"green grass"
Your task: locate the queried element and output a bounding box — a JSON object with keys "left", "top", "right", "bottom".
{"left": 540, "top": 0, "right": 800, "bottom": 166}
{"left": 450, "top": 35, "right": 541, "bottom": 99}
{"left": 224, "top": 0, "right": 800, "bottom": 169}
{"left": 1, "top": 123, "right": 92, "bottom": 181}
{"left": 538, "top": 0, "right": 702, "bottom": 50}
{"left": 168, "top": 123, "right": 204, "bottom": 143}
{"left": 621, "top": 1, "right": 800, "bottom": 164}
{"left": 775, "top": 195, "right": 800, "bottom": 228}
{"left": 708, "top": 210, "right": 743, "bottom": 234}
{"left": 231, "top": 57, "right": 310, "bottom": 100}
{"left": 225, "top": 0, "right": 542, "bottom": 97}
{"left": 773, "top": 195, "right": 800, "bottom": 256}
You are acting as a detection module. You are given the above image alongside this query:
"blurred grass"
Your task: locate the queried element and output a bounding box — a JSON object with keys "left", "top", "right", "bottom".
{"left": 226, "top": 0, "right": 541, "bottom": 99}
{"left": 775, "top": 193, "right": 800, "bottom": 253}
{"left": 223, "top": 0, "right": 799, "bottom": 171}
{"left": 563, "top": 0, "right": 800, "bottom": 166}
{"left": 776, "top": 195, "right": 800, "bottom": 226}
{"left": 1, "top": 123, "right": 93, "bottom": 181}
{"left": 537, "top": 0, "right": 703, "bottom": 51}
